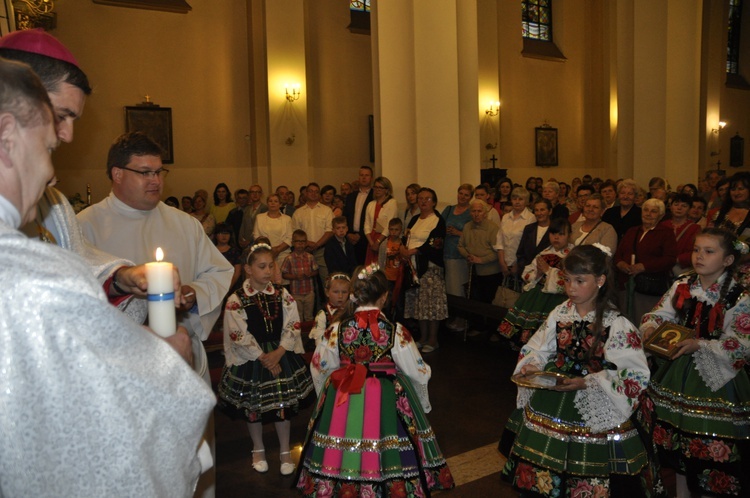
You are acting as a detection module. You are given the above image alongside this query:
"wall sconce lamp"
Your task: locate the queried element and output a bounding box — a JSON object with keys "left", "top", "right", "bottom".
{"left": 485, "top": 101, "right": 500, "bottom": 117}
{"left": 710, "top": 120, "right": 727, "bottom": 157}
{"left": 285, "top": 83, "right": 301, "bottom": 103}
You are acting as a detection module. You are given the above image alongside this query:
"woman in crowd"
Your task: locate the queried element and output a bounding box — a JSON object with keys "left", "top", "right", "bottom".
{"left": 709, "top": 176, "right": 731, "bottom": 210}
{"left": 441, "top": 184, "right": 474, "bottom": 332}
{"left": 494, "top": 177, "right": 514, "bottom": 217}
{"left": 501, "top": 244, "right": 652, "bottom": 497}
{"left": 602, "top": 179, "right": 642, "bottom": 242}
{"left": 660, "top": 192, "right": 700, "bottom": 277}
{"left": 497, "top": 186, "right": 535, "bottom": 279}
{"left": 191, "top": 190, "right": 216, "bottom": 238}
{"left": 614, "top": 198, "right": 677, "bottom": 325}
{"left": 515, "top": 198, "right": 553, "bottom": 274}
{"left": 570, "top": 194, "right": 618, "bottom": 254}
{"left": 403, "top": 183, "right": 422, "bottom": 228}
{"left": 253, "top": 193, "right": 292, "bottom": 283}
{"left": 708, "top": 172, "right": 750, "bottom": 288}
{"left": 679, "top": 183, "right": 699, "bottom": 198}
{"left": 525, "top": 177, "right": 539, "bottom": 203}
{"left": 498, "top": 217, "right": 573, "bottom": 349}
{"left": 214, "top": 222, "right": 243, "bottom": 290}
{"left": 401, "top": 188, "right": 448, "bottom": 353}
{"left": 364, "top": 176, "right": 398, "bottom": 265}
{"left": 210, "top": 182, "right": 235, "bottom": 224}
{"left": 541, "top": 181, "right": 569, "bottom": 220}
{"left": 639, "top": 228, "right": 749, "bottom": 497}
{"left": 320, "top": 185, "right": 341, "bottom": 217}
{"left": 648, "top": 177, "right": 669, "bottom": 202}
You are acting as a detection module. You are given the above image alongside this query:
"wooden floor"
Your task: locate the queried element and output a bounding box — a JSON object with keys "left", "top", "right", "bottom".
{"left": 210, "top": 322, "right": 521, "bottom": 497}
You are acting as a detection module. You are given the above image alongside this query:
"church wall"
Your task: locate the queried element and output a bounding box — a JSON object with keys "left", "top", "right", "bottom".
{"left": 305, "top": 0, "right": 374, "bottom": 187}
{"left": 492, "top": 0, "right": 608, "bottom": 186}
{"left": 46, "top": 0, "right": 253, "bottom": 203}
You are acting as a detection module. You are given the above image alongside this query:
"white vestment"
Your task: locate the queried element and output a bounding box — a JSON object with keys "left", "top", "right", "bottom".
{"left": 21, "top": 186, "right": 147, "bottom": 323}
{"left": 77, "top": 192, "right": 234, "bottom": 343}
{"left": 0, "top": 209, "right": 215, "bottom": 497}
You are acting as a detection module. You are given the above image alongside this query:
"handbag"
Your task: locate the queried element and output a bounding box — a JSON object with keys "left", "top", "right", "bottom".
{"left": 493, "top": 275, "right": 521, "bottom": 309}
{"left": 403, "top": 259, "right": 420, "bottom": 289}
{"left": 633, "top": 272, "right": 670, "bottom": 296}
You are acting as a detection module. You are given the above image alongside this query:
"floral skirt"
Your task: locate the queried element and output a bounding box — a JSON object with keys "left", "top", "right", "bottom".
{"left": 498, "top": 285, "right": 567, "bottom": 347}
{"left": 639, "top": 354, "right": 750, "bottom": 496}
{"left": 296, "top": 371, "right": 454, "bottom": 497}
{"left": 404, "top": 266, "right": 448, "bottom": 321}
{"left": 502, "top": 388, "right": 657, "bottom": 498}
{"left": 217, "top": 342, "right": 313, "bottom": 423}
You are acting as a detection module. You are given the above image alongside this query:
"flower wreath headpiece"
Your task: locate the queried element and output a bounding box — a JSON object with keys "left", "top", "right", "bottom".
{"left": 732, "top": 238, "right": 750, "bottom": 255}
{"left": 330, "top": 273, "right": 351, "bottom": 282}
{"left": 248, "top": 242, "right": 272, "bottom": 254}
{"left": 592, "top": 242, "right": 612, "bottom": 258}
{"left": 357, "top": 263, "right": 380, "bottom": 280}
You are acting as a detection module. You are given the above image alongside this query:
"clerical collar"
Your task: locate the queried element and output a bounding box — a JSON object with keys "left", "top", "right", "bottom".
{"left": 0, "top": 194, "right": 21, "bottom": 228}
{"left": 110, "top": 191, "right": 157, "bottom": 215}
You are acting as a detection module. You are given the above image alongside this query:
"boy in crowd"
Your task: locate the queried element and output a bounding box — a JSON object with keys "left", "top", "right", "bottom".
{"left": 281, "top": 229, "right": 319, "bottom": 321}
{"left": 324, "top": 216, "right": 357, "bottom": 276}
{"left": 378, "top": 218, "right": 406, "bottom": 320}
{"left": 689, "top": 196, "right": 708, "bottom": 228}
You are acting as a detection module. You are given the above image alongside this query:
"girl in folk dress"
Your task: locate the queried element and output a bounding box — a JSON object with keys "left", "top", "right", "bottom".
{"left": 297, "top": 264, "right": 454, "bottom": 497}
{"left": 498, "top": 217, "right": 573, "bottom": 349}
{"left": 501, "top": 244, "right": 657, "bottom": 498}
{"left": 217, "top": 243, "right": 313, "bottom": 476}
{"left": 639, "top": 228, "right": 750, "bottom": 497}
{"left": 309, "top": 273, "right": 350, "bottom": 347}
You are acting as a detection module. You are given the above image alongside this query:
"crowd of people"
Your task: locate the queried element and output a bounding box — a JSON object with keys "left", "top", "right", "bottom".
{"left": 1, "top": 27, "right": 748, "bottom": 498}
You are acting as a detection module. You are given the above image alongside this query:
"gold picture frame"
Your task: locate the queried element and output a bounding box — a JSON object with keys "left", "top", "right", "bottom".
{"left": 644, "top": 322, "right": 695, "bottom": 359}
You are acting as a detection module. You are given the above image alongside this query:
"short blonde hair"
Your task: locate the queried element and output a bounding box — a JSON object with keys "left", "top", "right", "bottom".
{"left": 511, "top": 186, "right": 529, "bottom": 200}
{"left": 642, "top": 198, "right": 666, "bottom": 218}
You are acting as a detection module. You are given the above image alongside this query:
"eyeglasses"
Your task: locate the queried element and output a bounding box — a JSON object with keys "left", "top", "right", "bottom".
{"left": 118, "top": 166, "right": 169, "bottom": 179}
{"left": 249, "top": 190, "right": 262, "bottom": 194}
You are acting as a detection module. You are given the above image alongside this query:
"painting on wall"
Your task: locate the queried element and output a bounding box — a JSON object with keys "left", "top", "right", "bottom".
{"left": 535, "top": 126, "right": 558, "bottom": 167}
{"left": 125, "top": 106, "right": 174, "bottom": 164}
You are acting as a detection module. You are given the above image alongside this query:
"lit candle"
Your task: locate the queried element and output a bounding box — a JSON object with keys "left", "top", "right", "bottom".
{"left": 146, "top": 247, "right": 176, "bottom": 337}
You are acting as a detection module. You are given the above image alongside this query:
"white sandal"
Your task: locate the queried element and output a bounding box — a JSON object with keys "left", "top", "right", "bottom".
{"left": 251, "top": 449, "right": 268, "bottom": 473}
{"left": 279, "top": 451, "right": 295, "bottom": 476}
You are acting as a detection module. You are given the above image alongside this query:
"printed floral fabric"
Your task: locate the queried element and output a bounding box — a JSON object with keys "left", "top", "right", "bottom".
{"left": 222, "top": 281, "right": 303, "bottom": 366}
{"left": 641, "top": 275, "right": 749, "bottom": 390}
{"left": 516, "top": 300, "right": 649, "bottom": 423}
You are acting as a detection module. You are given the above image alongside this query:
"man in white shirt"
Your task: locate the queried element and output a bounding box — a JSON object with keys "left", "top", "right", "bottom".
{"left": 292, "top": 182, "right": 333, "bottom": 278}
{"left": 344, "top": 166, "right": 374, "bottom": 264}
{"left": 0, "top": 57, "right": 214, "bottom": 498}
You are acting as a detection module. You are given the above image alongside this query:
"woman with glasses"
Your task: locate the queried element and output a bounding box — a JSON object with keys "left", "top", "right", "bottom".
{"left": 191, "top": 190, "right": 216, "bottom": 238}
{"left": 364, "top": 177, "right": 398, "bottom": 265}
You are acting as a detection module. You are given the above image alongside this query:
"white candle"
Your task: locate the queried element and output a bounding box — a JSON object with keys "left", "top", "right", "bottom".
{"left": 146, "top": 247, "right": 176, "bottom": 337}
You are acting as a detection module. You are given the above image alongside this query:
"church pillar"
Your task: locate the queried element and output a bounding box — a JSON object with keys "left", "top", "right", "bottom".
{"left": 372, "top": 0, "right": 480, "bottom": 203}
{"left": 615, "top": 0, "right": 702, "bottom": 188}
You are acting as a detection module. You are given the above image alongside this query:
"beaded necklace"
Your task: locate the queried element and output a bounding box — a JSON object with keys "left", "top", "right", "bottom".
{"left": 252, "top": 287, "right": 280, "bottom": 322}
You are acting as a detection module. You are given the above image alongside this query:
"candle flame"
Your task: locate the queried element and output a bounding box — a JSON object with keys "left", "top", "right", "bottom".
{"left": 155, "top": 247, "right": 164, "bottom": 262}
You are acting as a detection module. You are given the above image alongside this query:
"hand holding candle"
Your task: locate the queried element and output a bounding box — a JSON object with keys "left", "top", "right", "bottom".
{"left": 146, "top": 247, "right": 176, "bottom": 337}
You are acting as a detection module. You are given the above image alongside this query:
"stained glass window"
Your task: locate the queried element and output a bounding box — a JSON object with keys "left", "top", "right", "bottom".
{"left": 727, "top": 0, "right": 742, "bottom": 74}
{"left": 522, "top": 0, "right": 552, "bottom": 41}
{"left": 350, "top": 0, "right": 370, "bottom": 12}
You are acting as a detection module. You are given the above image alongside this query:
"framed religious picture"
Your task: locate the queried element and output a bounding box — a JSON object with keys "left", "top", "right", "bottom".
{"left": 535, "top": 126, "right": 558, "bottom": 166}
{"left": 644, "top": 322, "right": 695, "bottom": 359}
{"left": 125, "top": 105, "right": 174, "bottom": 164}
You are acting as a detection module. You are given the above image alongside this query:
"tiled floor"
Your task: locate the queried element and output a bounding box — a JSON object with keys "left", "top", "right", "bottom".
{"left": 212, "top": 325, "right": 520, "bottom": 497}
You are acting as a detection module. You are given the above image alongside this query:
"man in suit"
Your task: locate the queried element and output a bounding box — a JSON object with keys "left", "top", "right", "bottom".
{"left": 344, "top": 165, "right": 374, "bottom": 265}
{"left": 516, "top": 198, "right": 553, "bottom": 272}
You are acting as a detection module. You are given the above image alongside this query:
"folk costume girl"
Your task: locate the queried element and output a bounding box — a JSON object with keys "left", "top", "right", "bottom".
{"left": 296, "top": 264, "right": 454, "bottom": 497}
{"left": 309, "top": 273, "right": 350, "bottom": 347}
{"left": 498, "top": 217, "right": 573, "bottom": 348}
{"left": 217, "top": 243, "right": 313, "bottom": 476}
{"left": 501, "top": 244, "right": 656, "bottom": 498}
{"left": 639, "top": 228, "right": 750, "bottom": 497}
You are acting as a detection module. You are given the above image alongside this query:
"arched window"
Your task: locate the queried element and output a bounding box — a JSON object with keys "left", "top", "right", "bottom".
{"left": 522, "top": 0, "right": 552, "bottom": 41}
